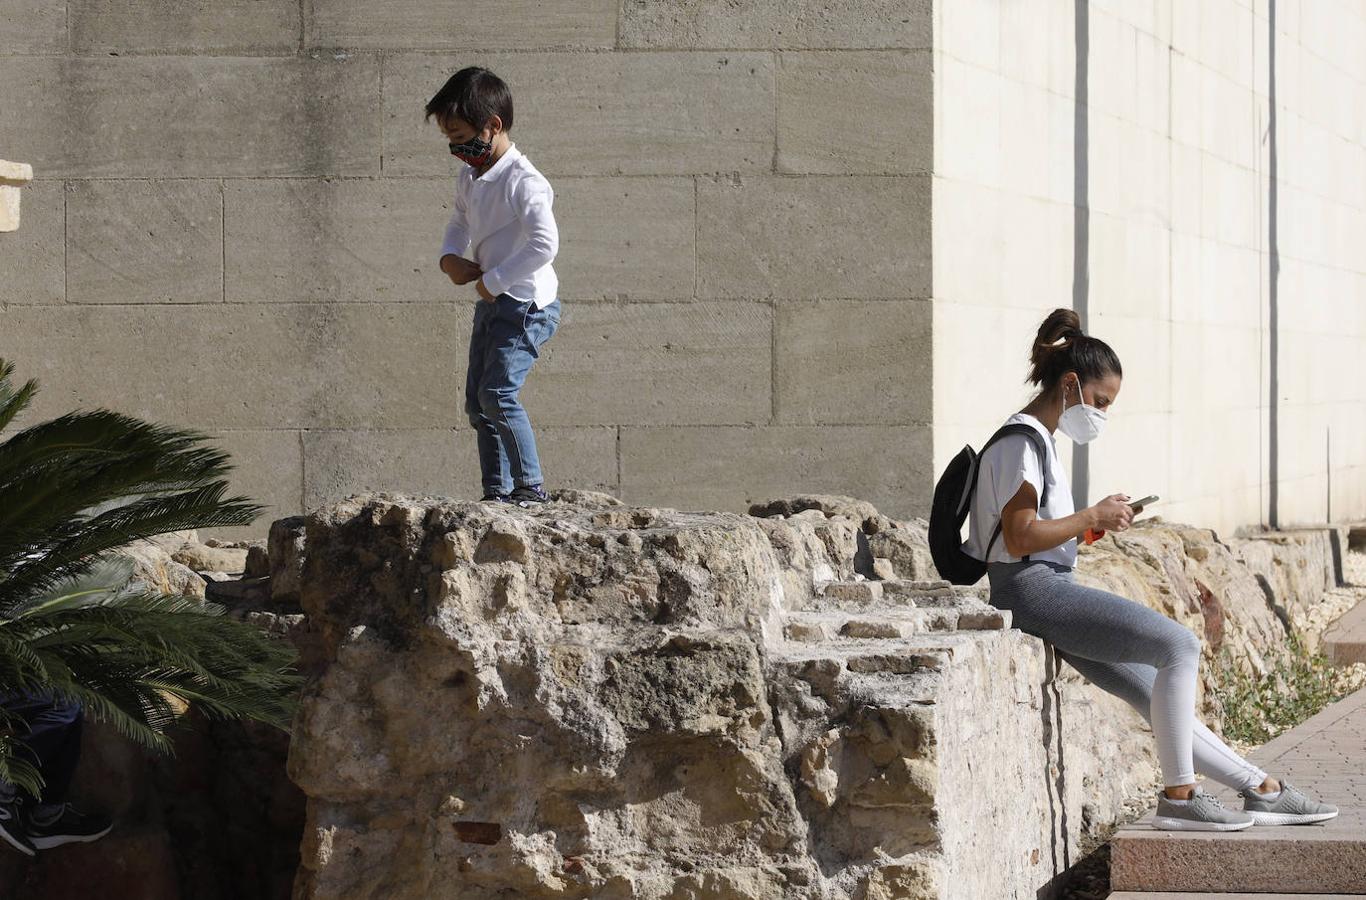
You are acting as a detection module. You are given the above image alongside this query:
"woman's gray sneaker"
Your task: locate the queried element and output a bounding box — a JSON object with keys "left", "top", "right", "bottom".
{"left": 1152, "top": 786, "right": 1254, "bottom": 831}
{"left": 1238, "top": 780, "right": 1339, "bottom": 826}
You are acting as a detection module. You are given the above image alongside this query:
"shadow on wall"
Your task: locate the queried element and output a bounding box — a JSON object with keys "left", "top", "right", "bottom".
{"left": 1267, "top": 0, "right": 1281, "bottom": 528}
{"left": 1071, "top": 0, "right": 1091, "bottom": 514}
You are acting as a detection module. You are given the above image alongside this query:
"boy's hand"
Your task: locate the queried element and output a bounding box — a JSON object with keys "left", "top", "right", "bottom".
{"left": 475, "top": 278, "right": 495, "bottom": 302}
{"left": 441, "top": 254, "right": 482, "bottom": 285}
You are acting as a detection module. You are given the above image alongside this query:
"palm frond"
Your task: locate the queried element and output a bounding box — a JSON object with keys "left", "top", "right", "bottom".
{"left": 0, "top": 359, "right": 39, "bottom": 435}
{"left": 0, "top": 359, "right": 302, "bottom": 788}
{"left": 0, "top": 485, "right": 262, "bottom": 614}
{"left": 0, "top": 580, "right": 302, "bottom": 753}
{"left": 0, "top": 410, "right": 262, "bottom": 565}
{"left": 0, "top": 727, "right": 44, "bottom": 798}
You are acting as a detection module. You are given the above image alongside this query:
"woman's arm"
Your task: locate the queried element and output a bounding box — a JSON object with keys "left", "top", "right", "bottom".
{"left": 999, "top": 483, "right": 1133, "bottom": 557}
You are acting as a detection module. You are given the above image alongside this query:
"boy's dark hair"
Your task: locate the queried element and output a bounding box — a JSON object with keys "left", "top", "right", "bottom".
{"left": 1027, "top": 307, "right": 1122, "bottom": 389}
{"left": 425, "top": 67, "right": 514, "bottom": 132}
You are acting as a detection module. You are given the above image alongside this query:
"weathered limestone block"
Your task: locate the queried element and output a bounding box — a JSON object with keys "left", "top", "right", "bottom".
{"left": 282, "top": 492, "right": 1344, "bottom": 900}
{"left": 749, "top": 495, "right": 937, "bottom": 599}
{"left": 289, "top": 493, "right": 802, "bottom": 899}
{"left": 171, "top": 541, "right": 249, "bottom": 573}
{"left": 283, "top": 493, "right": 1170, "bottom": 899}
{"left": 1, "top": 159, "right": 34, "bottom": 232}
{"left": 116, "top": 537, "right": 208, "bottom": 600}
{"left": 1231, "top": 527, "right": 1340, "bottom": 623}
{"left": 268, "top": 515, "right": 308, "bottom": 605}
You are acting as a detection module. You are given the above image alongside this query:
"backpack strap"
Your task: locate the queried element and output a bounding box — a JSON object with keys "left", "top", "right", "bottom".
{"left": 976, "top": 423, "right": 1052, "bottom": 563}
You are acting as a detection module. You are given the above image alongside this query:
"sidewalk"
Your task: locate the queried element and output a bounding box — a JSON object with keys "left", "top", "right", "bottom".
{"left": 1108, "top": 683, "right": 1366, "bottom": 895}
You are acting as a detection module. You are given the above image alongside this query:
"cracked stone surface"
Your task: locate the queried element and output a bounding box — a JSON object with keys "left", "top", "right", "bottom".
{"left": 282, "top": 493, "right": 1350, "bottom": 899}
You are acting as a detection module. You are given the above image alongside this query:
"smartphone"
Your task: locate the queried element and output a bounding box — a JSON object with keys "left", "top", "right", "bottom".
{"left": 1130, "top": 495, "right": 1159, "bottom": 514}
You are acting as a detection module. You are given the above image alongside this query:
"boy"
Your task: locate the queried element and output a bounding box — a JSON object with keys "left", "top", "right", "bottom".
{"left": 427, "top": 67, "right": 562, "bottom": 507}
{"left": 0, "top": 691, "right": 113, "bottom": 855}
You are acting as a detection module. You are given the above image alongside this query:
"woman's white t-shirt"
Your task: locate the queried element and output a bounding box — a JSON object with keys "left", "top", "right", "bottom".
{"left": 962, "top": 412, "right": 1078, "bottom": 567}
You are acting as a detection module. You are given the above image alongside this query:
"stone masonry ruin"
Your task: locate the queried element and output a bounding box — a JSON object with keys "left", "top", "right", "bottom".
{"left": 267, "top": 490, "right": 1350, "bottom": 899}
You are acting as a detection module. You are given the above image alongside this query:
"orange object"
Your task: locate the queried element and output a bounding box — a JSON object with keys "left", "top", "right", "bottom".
{"left": 1084, "top": 528, "right": 1106, "bottom": 545}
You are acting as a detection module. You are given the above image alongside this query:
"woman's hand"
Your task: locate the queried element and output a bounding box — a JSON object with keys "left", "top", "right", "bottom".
{"left": 1090, "top": 494, "right": 1134, "bottom": 532}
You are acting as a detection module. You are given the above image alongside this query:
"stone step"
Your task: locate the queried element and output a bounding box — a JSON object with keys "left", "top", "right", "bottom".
{"left": 770, "top": 630, "right": 991, "bottom": 673}
{"left": 1109, "top": 825, "right": 1366, "bottom": 894}
{"left": 780, "top": 606, "right": 1011, "bottom": 643}
{"left": 1323, "top": 597, "right": 1366, "bottom": 666}
{"left": 1109, "top": 686, "right": 1366, "bottom": 895}
{"left": 802, "top": 578, "right": 991, "bottom": 612}
{"left": 1108, "top": 893, "right": 1366, "bottom": 899}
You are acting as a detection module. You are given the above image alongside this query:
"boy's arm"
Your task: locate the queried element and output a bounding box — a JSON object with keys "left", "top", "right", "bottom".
{"left": 439, "top": 185, "right": 472, "bottom": 264}
{"left": 479, "top": 180, "right": 558, "bottom": 297}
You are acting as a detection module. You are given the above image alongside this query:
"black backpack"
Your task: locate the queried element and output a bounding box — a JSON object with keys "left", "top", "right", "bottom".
{"left": 929, "top": 423, "right": 1051, "bottom": 585}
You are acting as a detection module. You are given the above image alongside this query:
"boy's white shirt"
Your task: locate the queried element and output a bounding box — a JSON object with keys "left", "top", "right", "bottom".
{"left": 440, "top": 143, "right": 560, "bottom": 308}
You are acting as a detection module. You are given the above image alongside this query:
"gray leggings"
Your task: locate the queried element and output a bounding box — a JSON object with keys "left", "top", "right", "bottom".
{"left": 987, "top": 559, "right": 1268, "bottom": 791}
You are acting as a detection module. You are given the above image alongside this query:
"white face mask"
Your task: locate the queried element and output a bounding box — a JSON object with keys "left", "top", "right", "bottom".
{"left": 1058, "top": 376, "right": 1107, "bottom": 444}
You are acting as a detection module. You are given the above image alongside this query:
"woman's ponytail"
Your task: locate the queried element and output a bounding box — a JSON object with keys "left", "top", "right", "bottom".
{"left": 1026, "top": 307, "right": 1121, "bottom": 389}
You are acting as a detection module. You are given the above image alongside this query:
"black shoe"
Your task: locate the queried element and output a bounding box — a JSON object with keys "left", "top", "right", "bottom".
{"left": 0, "top": 797, "right": 35, "bottom": 857}
{"left": 509, "top": 484, "right": 549, "bottom": 507}
{"left": 480, "top": 491, "right": 511, "bottom": 503}
{"left": 24, "top": 803, "right": 112, "bottom": 850}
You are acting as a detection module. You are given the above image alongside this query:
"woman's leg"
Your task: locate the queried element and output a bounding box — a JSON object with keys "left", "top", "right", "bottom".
{"left": 988, "top": 562, "right": 1201, "bottom": 788}
{"left": 1055, "top": 652, "right": 1271, "bottom": 793}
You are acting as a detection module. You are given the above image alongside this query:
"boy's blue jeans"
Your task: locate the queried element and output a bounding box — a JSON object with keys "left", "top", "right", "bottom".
{"left": 0, "top": 690, "right": 84, "bottom": 805}
{"left": 465, "top": 294, "right": 560, "bottom": 495}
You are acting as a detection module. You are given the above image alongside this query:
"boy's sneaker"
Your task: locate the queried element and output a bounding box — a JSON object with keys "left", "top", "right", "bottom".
{"left": 509, "top": 484, "right": 549, "bottom": 507}
{"left": 480, "top": 491, "right": 511, "bottom": 503}
{"left": 24, "top": 802, "right": 113, "bottom": 850}
{"left": 1238, "top": 779, "right": 1339, "bottom": 826}
{"left": 0, "top": 796, "right": 35, "bottom": 857}
{"left": 1151, "top": 785, "right": 1254, "bottom": 831}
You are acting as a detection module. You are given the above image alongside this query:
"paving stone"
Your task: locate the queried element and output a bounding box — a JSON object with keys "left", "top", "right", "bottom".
{"left": 1111, "top": 686, "right": 1366, "bottom": 894}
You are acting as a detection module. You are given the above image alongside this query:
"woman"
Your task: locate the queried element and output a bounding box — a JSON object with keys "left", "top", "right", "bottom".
{"left": 964, "top": 308, "right": 1339, "bottom": 831}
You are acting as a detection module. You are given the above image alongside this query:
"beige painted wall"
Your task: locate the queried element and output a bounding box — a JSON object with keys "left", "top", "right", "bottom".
{"left": 0, "top": 0, "right": 935, "bottom": 538}
{"left": 933, "top": 0, "right": 1366, "bottom": 536}
{"left": 4, "top": 0, "right": 1361, "bottom": 540}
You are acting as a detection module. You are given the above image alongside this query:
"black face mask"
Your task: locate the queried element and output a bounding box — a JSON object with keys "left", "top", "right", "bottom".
{"left": 449, "top": 133, "right": 494, "bottom": 167}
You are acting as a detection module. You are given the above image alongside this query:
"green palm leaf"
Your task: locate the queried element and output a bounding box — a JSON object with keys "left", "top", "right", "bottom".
{"left": 0, "top": 359, "right": 302, "bottom": 795}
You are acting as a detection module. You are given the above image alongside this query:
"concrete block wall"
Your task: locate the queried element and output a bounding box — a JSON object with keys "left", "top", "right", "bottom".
{"left": 0, "top": 0, "right": 934, "bottom": 538}
{"left": 932, "top": 0, "right": 1366, "bottom": 535}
